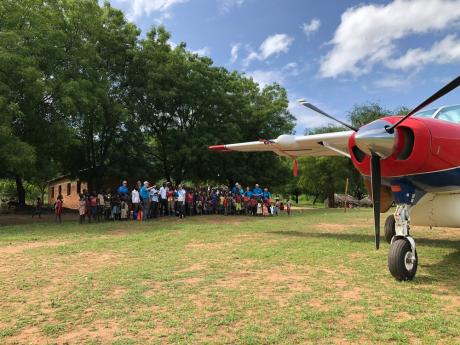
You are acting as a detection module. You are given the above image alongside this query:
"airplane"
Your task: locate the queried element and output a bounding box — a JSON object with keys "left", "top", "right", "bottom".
{"left": 209, "top": 75, "right": 460, "bottom": 281}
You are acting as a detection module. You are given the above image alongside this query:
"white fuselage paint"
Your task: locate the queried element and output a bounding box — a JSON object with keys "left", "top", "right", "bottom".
{"left": 410, "top": 192, "right": 460, "bottom": 227}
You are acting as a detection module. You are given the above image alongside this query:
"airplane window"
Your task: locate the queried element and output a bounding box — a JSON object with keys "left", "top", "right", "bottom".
{"left": 435, "top": 105, "right": 460, "bottom": 124}
{"left": 414, "top": 108, "right": 437, "bottom": 118}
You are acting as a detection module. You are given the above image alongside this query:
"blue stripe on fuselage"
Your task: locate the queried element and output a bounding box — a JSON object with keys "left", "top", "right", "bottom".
{"left": 391, "top": 166, "right": 460, "bottom": 193}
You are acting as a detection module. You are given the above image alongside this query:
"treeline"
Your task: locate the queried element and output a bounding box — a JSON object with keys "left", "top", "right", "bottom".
{"left": 0, "top": 0, "right": 294, "bottom": 207}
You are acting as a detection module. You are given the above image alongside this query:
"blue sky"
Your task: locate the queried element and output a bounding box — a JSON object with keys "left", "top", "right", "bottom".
{"left": 109, "top": 0, "right": 460, "bottom": 134}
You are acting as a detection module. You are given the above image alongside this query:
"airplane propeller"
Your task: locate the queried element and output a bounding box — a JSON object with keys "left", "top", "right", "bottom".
{"left": 371, "top": 155, "right": 381, "bottom": 249}
{"left": 298, "top": 74, "right": 460, "bottom": 250}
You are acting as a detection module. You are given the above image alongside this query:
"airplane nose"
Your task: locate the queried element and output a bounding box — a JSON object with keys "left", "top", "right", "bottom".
{"left": 355, "top": 119, "right": 398, "bottom": 159}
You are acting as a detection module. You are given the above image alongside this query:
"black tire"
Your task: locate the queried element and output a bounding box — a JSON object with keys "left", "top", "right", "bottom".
{"left": 388, "top": 239, "right": 418, "bottom": 281}
{"left": 384, "top": 215, "right": 396, "bottom": 244}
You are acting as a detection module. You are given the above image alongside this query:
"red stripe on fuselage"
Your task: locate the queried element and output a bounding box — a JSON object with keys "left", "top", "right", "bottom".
{"left": 350, "top": 116, "right": 460, "bottom": 178}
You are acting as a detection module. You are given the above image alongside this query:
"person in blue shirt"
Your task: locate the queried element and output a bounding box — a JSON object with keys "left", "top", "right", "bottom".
{"left": 252, "top": 184, "right": 263, "bottom": 200}
{"left": 263, "top": 187, "right": 271, "bottom": 201}
{"left": 245, "top": 186, "right": 253, "bottom": 198}
{"left": 117, "top": 180, "right": 129, "bottom": 199}
{"left": 140, "top": 181, "right": 152, "bottom": 220}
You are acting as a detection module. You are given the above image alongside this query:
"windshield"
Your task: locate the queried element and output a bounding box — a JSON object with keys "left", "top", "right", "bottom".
{"left": 414, "top": 108, "right": 437, "bottom": 118}
{"left": 435, "top": 105, "right": 460, "bottom": 124}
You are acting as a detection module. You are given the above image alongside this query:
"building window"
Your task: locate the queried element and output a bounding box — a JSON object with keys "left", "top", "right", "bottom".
{"left": 67, "top": 183, "right": 71, "bottom": 196}
{"left": 51, "top": 187, "right": 54, "bottom": 199}
{"left": 58, "top": 185, "right": 62, "bottom": 196}
{"left": 77, "top": 181, "right": 81, "bottom": 194}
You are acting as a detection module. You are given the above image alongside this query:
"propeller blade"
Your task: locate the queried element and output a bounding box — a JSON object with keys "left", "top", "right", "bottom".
{"left": 297, "top": 100, "right": 359, "bottom": 132}
{"left": 371, "top": 154, "right": 381, "bottom": 250}
{"left": 388, "top": 74, "right": 460, "bottom": 131}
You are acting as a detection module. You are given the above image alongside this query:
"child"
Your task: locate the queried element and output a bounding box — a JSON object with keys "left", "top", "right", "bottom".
{"left": 219, "top": 194, "right": 225, "bottom": 215}
{"left": 274, "top": 198, "right": 280, "bottom": 216}
{"left": 262, "top": 201, "right": 269, "bottom": 217}
{"left": 78, "top": 194, "right": 86, "bottom": 224}
{"left": 286, "top": 199, "right": 292, "bottom": 216}
{"left": 120, "top": 200, "right": 129, "bottom": 220}
{"left": 111, "top": 194, "right": 121, "bottom": 221}
{"left": 235, "top": 194, "right": 242, "bottom": 215}
{"left": 250, "top": 196, "right": 257, "bottom": 216}
{"left": 196, "top": 198, "right": 203, "bottom": 215}
{"left": 90, "top": 192, "right": 98, "bottom": 222}
{"left": 243, "top": 194, "right": 249, "bottom": 215}
{"left": 104, "top": 193, "right": 112, "bottom": 220}
{"left": 55, "top": 195, "right": 63, "bottom": 223}
{"left": 32, "top": 197, "right": 43, "bottom": 219}
{"left": 257, "top": 200, "right": 263, "bottom": 216}
{"left": 97, "top": 191, "right": 105, "bottom": 221}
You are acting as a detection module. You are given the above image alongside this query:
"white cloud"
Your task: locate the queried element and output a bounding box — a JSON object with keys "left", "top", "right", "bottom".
{"left": 247, "top": 70, "right": 285, "bottom": 88}
{"left": 220, "top": 0, "right": 245, "bottom": 12}
{"left": 230, "top": 43, "right": 241, "bottom": 63}
{"left": 320, "top": 0, "right": 460, "bottom": 78}
{"left": 386, "top": 34, "right": 460, "bottom": 70}
{"left": 191, "top": 46, "right": 211, "bottom": 57}
{"left": 373, "top": 75, "right": 412, "bottom": 89}
{"left": 244, "top": 34, "right": 294, "bottom": 66}
{"left": 118, "top": 0, "right": 188, "bottom": 19}
{"left": 301, "top": 19, "right": 321, "bottom": 38}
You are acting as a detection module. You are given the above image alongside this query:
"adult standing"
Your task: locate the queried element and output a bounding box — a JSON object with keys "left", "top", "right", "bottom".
{"left": 131, "top": 186, "right": 140, "bottom": 219}
{"left": 159, "top": 182, "right": 168, "bottom": 216}
{"left": 117, "top": 180, "right": 129, "bottom": 200}
{"left": 140, "top": 181, "right": 152, "bottom": 220}
{"left": 252, "top": 184, "right": 263, "bottom": 200}
{"left": 263, "top": 187, "right": 271, "bottom": 201}
{"left": 150, "top": 184, "right": 159, "bottom": 218}
{"left": 177, "top": 184, "right": 186, "bottom": 219}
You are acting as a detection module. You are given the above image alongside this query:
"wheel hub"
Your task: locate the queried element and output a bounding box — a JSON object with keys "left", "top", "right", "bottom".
{"left": 404, "top": 251, "right": 416, "bottom": 271}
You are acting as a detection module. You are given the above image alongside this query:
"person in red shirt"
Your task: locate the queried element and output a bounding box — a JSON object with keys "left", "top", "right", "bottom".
{"left": 55, "top": 195, "right": 63, "bottom": 223}
{"left": 250, "top": 196, "right": 257, "bottom": 216}
{"left": 186, "top": 190, "right": 194, "bottom": 216}
{"left": 90, "top": 192, "right": 98, "bottom": 222}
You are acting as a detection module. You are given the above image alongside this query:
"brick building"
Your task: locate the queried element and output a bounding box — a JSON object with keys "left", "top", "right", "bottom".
{"left": 47, "top": 176, "right": 88, "bottom": 210}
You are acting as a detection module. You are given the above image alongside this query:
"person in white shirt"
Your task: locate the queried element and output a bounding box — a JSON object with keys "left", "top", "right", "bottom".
{"left": 159, "top": 182, "right": 168, "bottom": 216}
{"left": 150, "top": 185, "right": 159, "bottom": 218}
{"left": 177, "top": 185, "right": 186, "bottom": 219}
{"left": 131, "top": 187, "right": 140, "bottom": 217}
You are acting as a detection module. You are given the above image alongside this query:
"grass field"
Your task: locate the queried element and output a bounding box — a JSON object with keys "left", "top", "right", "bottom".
{"left": 0, "top": 209, "right": 459, "bottom": 345}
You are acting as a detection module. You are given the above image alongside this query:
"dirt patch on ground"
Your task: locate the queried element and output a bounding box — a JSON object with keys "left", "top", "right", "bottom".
{"left": 439, "top": 294, "right": 460, "bottom": 313}
{"left": 0, "top": 240, "right": 69, "bottom": 255}
{"left": 308, "top": 298, "right": 329, "bottom": 311}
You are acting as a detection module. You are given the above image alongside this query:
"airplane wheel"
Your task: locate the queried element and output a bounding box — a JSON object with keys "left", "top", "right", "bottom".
{"left": 388, "top": 239, "right": 418, "bottom": 281}
{"left": 384, "top": 215, "right": 396, "bottom": 244}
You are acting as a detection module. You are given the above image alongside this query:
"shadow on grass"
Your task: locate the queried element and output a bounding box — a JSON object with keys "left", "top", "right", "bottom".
{"left": 268, "top": 230, "right": 460, "bottom": 249}
{"left": 269, "top": 230, "right": 460, "bottom": 284}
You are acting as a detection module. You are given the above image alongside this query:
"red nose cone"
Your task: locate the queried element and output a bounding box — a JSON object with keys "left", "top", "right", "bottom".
{"left": 209, "top": 145, "right": 230, "bottom": 152}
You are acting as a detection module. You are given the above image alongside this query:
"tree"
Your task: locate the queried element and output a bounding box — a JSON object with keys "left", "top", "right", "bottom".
{"left": 129, "top": 27, "right": 295, "bottom": 186}
{"left": 348, "top": 103, "right": 390, "bottom": 128}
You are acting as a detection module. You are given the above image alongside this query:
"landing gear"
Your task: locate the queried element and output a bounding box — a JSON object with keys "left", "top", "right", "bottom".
{"left": 387, "top": 204, "right": 418, "bottom": 281}
{"left": 388, "top": 239, "right": 418, "bottom": 281}
{"left": 384, "top": 214, "right": 396, "bottom": 244}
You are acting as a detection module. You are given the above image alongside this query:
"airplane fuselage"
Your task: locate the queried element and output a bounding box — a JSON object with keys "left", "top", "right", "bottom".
{"left": 349, "top": 116, "right": 460, "bottom": 227}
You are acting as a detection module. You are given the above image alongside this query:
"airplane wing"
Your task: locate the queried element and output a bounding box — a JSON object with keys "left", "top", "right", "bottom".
{"left": 209, "top": 131, "right": 353, "bottom": 158}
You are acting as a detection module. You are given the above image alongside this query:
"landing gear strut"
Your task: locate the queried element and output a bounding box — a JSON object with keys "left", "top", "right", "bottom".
{"left": 387, "top": 205, "right": 418, "bottom": 281}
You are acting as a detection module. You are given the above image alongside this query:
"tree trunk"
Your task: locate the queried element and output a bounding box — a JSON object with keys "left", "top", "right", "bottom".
{"left": 295, "top": 191, "right": 299, "bottom": 204}
{"left": 313, "top": 193, "right": 319, "bottom": 205}
{"left": 327, "top": 191, "right": 335, "bottom": 208}
{"left": 15, "top": 175, "right": 26, "bottom": 208}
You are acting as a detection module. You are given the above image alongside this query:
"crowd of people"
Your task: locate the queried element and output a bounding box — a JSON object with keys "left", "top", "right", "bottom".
{"left": 65, "top": 180, "right": 293, "bottom": 224}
